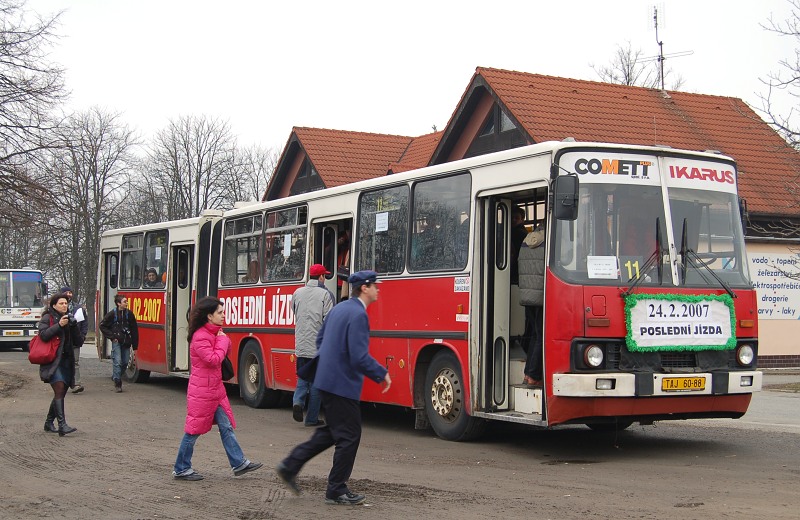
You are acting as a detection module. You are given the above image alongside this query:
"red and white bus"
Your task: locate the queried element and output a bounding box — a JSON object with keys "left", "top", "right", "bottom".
{"left": 97, "top": 141, "right": 761, "bottom": 440}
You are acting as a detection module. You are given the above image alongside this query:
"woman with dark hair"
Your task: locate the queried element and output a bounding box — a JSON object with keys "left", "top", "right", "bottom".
{"left": 39, "top": 293, "right": 83, "bottom": 436}
{"left": 171, "top": 297, "right": 262, "bottom": 481}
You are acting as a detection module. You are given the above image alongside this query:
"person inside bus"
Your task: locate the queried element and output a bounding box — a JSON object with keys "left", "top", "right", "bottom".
{"left": 336, "top": 229, "right": 351, "bottom": 301}
{"left": 241, "top": 260, "right": 260, "bottom": 283}
{"left": 143, "top": 268, "right": 163, "bottom": 288}
{"left": 510, "top": 206, "right": 528, "bottom": 285}
{"left": 518, "top": 225, "right": 545, "bottom": 387}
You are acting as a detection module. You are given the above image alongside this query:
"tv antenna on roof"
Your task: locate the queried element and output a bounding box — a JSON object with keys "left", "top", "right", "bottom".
{"left": 646, "top": 5, "right": 693, "bottom": 90}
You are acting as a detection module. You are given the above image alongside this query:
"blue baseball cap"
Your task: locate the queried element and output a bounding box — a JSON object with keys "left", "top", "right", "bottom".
{"left": 348, "top": 270, "right": 379, "bottom": 288}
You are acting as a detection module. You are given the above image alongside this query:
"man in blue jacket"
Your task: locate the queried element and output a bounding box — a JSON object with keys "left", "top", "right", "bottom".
{"left": 276, "top": 270, "right": 392, "bottom": 506}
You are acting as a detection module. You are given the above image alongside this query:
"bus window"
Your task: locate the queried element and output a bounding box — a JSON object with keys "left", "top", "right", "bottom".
{"left": 221, "top": 213, "right": 262, "bottom": 284}
{"left": 120, "top": 233, "right": 144, "bottom": 289}
{"left": 356, "top": 185, "right": 408, "bottom": 274}
{"left": 263, "top": 206, "right": 307, "bottom": 282}
{"left": 410, "top": 173, "right": 471, "bottom": 271}
{"left": 144, "top": 230, "right": 168, "bottom": 289}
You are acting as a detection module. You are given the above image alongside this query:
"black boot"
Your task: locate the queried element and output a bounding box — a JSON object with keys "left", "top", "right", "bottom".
{"left": 43, "top": 400, "right": 57, "bottom": 433}
{"left": 53, "top": 399, "right": 77, "bottom": 436}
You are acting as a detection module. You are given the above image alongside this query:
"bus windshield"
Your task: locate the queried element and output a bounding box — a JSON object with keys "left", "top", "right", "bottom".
{"left": 0, "top": 271, "right": 45, "bottom": 308}
{"left": 552, "top": 182, "right": 750, "bottom": 289}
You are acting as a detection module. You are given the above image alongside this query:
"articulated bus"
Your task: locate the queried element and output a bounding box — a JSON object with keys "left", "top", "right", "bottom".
{"left": 0, "top": 268, "right": 47, "bottom": 350}
{"left": 96, "top": 141, "right": 761, "bottom": 440}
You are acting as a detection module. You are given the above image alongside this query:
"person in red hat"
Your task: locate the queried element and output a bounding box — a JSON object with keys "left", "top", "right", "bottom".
{"left": 290, "top": 263, "right": 335, "bottom": 426}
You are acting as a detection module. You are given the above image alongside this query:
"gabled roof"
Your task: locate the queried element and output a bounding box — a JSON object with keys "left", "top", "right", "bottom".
{"left": 295, "top": 127, "right": 413, "bottom": 186}
{"left": 433, "top": 67, "right": 800, "bottom": 218}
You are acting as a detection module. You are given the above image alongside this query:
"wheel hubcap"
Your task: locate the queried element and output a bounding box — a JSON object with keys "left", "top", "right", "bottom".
{"left": 431, "top": 368, "right": 457, "bottom": 419}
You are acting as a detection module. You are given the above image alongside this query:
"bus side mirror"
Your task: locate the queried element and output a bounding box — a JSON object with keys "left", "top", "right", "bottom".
{"left": 553, "top": 174, "right": 579, "bottom": 221}
{"left": 739, "top": 196, "right": 748, "bottom": 236}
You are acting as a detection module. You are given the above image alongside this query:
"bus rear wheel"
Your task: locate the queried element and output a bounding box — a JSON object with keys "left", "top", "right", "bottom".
{"left": 239, "top": 342, "right": 281, "bottom": 408}
{"left": 125, "top": 350, "right": 151, "bottom": 383}
{"left": 424, "top": 351, "right": 486, "bottom": 441}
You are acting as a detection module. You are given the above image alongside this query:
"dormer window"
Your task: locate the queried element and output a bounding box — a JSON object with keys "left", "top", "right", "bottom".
{"left": 465, "top": 104, "right": 526, "bottom": 158}
{"left": 289, "top": 157, "right": 325, "bottom": 195}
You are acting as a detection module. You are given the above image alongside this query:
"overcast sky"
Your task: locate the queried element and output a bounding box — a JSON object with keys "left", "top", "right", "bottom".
{"left": 25, "top": 0, "right": 797, "bottom": 151}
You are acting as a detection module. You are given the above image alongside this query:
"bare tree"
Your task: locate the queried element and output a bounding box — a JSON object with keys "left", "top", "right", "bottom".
{"left": 760, "top": 0, "right": 800, "bottom": 149}
{"left": 226, "top": 144, "right": 278, "bottom": 203}
{"left": 591, "top": 41, "right": 685, "bottom": 91}
{"left": 41, "top": 108, "right": 138, "bottom": 315}
{"left": 141, "top": 115, "right": 239, "bottom": 220}
{"left": 0, "top": 0, "right": 66, "bottom": 225}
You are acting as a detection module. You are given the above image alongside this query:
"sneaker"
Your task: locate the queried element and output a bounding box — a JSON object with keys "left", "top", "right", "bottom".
{"left": 71, "top": 385, "right": 84, "bottom": 394}
{"left": 292, "top": 404, "right": 303, "bottom": 422}
{"left": 304, "top": 420, "right": 325, "bottom": 427}
{"left": 233, "top": 461, "right": 263, "bottom": 477}
{"left": 275, "top": 463, "right": 301, "bottom": 495}
{"left": 325, "top": 491, "right": 366, "bottom": 505}
{"left": 173, "top": 471, "right": 204, "bottom": 481}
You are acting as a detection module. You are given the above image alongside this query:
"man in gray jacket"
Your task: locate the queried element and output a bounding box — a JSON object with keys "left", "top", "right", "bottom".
{"left": 291, "top": 264, "right": 334, "bottom": 426}
{"left": 518, "top": 227, "right": 545, "bottom": 387}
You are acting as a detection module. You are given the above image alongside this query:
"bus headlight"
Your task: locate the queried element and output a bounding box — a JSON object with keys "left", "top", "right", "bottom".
{"left": 736, "top": 344, "right": 754, "bottom": 367}
{"left": 583, "top": 345, "right": 604, "bottom": 368}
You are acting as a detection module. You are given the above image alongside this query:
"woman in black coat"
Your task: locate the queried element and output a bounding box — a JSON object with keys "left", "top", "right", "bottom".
{"left": 39, "top": 293, "right": 83, "bottom": 436}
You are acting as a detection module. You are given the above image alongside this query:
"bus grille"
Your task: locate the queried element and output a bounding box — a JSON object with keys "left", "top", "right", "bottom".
{"left": 660, "top": 352, "right": 697, "bottom": 369}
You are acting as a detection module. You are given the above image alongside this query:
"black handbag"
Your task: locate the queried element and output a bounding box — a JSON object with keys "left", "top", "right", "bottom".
{"left": 221, "top": 356, "right": 234, "bottom": 380}
{"left": 296, "top": 355, "right": 319, "bottom": 381}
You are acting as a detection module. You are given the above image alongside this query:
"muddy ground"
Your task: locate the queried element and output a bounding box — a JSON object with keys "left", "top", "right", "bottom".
{"left": 0, "top": 350, "right": 798, "bottom": 520}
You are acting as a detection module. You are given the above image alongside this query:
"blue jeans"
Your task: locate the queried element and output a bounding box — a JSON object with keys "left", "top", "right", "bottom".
{"left": 111, "top": 341, "right": 130, "bottom": 382}
{"left": 293, "top": 357, "right": 321, "bottom": 425}
{"left": 173, "top": 406, "right": 246, "bottom": 474}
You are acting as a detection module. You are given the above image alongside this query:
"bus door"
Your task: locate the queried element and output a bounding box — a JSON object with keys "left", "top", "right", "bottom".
{"left": 169, "top": 245, "right": 193, "bottom": 371}
{"left": 478, "top": 197, "right": 513, "bottom": 411}
{"left": 99, "top": 251, "right": 119, "bottom": 359}
{"left": 312, "top": 218, "right": 353, "bottom": 301}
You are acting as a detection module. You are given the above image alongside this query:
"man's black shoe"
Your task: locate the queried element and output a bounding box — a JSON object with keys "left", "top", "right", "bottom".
{"left": 233, "top": 461, "right": 263, "bottom": 477}
{"left": 304, "top": 419, "right": 325, "bottom": 427}
{"left": 174, "top": 472, "right": 204, "bottom": 481}
{"left": 275, "top": 463, "right": 301, "bottom": 495}
{"left": 292, "top": 404, "right": 303, "bottom": 422}
{"left": 325, "top": 492, "right": 366, "bottom": 505}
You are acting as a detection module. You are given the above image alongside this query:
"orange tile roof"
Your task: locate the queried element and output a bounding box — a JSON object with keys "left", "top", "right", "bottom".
{"left": 294, "top": 127, "right": 413, "bottom": 186}
{"left": 476, "top": 67, "right": 800, "bottom": 217}
{"left": 398, "top": 130, "right": 443, "bottom": 169}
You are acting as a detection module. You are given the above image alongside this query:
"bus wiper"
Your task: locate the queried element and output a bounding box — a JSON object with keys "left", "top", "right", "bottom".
{"left": 679, "top": 218, "right": 736, "bottom": 298}
{"left": 622, "top": 218, "right": 664, "bottom": 297}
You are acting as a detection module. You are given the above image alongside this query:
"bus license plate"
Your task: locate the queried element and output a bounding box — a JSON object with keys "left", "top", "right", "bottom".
{"left": 3, "top": 330, "right": 23, "bottom": 336}
{"left": 662, "top": 376, "right": 705, "bottom": 392}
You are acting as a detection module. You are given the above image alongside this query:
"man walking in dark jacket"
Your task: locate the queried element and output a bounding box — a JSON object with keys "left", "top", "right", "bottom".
{"left": 276, "top": 270, "right": 392, "bottom": 506}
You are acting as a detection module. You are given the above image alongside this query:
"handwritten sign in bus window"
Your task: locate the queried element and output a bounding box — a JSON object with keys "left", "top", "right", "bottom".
{"left": 375, "top": 212, "right": 389, "bottom": 233}
{"left": 587, "top": 256, "right": 619, "bottom": 279}
{"left": 283, "top": 234, "right": 292, "bottom": 257}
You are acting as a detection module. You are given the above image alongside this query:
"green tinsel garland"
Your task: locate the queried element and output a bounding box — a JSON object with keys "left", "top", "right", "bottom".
{"left": 624, "top": 293, "right": 737, "bottom": 353}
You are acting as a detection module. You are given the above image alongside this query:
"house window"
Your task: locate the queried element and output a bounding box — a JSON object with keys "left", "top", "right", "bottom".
{"left": 465, "top": 104, "right": 527, "bottom": 158}
{"left": 290, "top": 158, "right": 325, "bottom": 195}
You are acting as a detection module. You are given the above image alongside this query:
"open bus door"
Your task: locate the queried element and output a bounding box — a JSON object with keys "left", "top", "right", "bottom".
{"left": 98, "top": 251, "right": 119, "bottom": 359}
{"left": 169, "top": 245, "right": 193, "bottom": 371}
{"left": 479, "top": 197, "right": 513, "bottom": 412}
{"left": 312, "top": 217, "right": 352, "bottom": 302}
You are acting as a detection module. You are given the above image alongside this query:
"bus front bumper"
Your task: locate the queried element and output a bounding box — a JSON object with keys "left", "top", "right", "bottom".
{"left": 552, "top": 371, "right": 762, "bottom": 397}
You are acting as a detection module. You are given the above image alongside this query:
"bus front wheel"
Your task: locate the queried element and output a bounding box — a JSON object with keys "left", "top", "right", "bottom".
{"left": 424, "top": 351, "right": 486, "bottom": 441}
{"left": 239, "top": 342, "right": 281, "bottom": 409}
{"left": 125, "top": 350, "right": 151, "bottom": 383}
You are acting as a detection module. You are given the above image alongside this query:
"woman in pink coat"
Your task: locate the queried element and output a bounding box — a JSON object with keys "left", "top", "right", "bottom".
{"left": 172, "top": 297, "right": 262, "bottom": 481}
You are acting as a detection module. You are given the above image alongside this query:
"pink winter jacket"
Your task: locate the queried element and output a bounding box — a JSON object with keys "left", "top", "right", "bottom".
{"left": 184, "top": 322, "right": 236, "bottom": 435}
